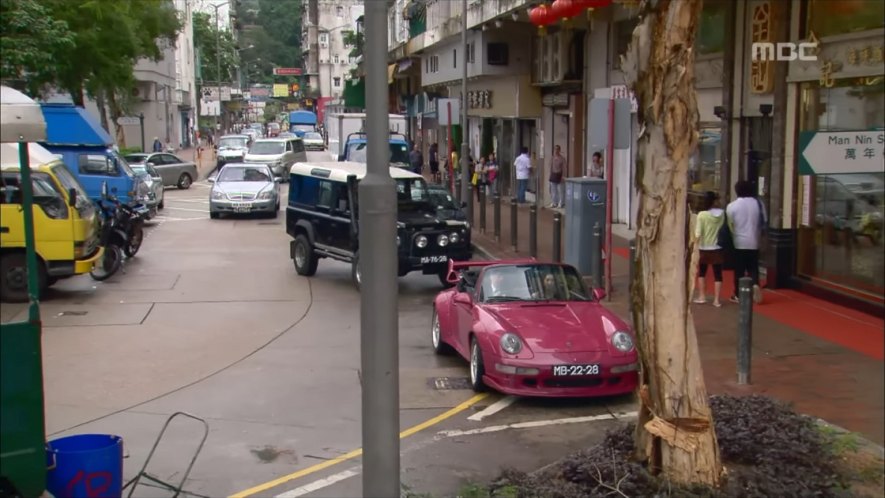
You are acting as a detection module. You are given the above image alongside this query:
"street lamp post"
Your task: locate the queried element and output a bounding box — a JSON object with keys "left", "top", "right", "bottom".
{"left": 460, "top": 0, "right": 470, "bottom": 217}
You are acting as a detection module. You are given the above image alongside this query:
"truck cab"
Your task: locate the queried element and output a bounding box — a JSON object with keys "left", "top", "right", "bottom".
{"left": 288, "top": 110, "right": 317, "bottom": 138}
{"left": 38, "top": 103, "right": 152, "bottom": 214}
{"left": 337, "top": 131, "right": 411, "bottom": 170}
{"left": 0, "top": 142, "right": 103, "bottom": 302}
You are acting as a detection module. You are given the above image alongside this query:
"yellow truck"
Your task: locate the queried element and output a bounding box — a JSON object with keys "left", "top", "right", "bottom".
{"left": 0, "top": 142, "right": 102, "bottom": 302}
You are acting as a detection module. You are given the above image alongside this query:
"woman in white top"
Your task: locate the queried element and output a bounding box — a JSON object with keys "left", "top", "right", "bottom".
{"left": 725, "top": 180, "right": 766, "bottom": 304}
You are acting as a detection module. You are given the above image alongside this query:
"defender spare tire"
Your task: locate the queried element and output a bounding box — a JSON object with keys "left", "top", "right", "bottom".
{"left": 293, "top": 234, "right": 318, "bottom": 276}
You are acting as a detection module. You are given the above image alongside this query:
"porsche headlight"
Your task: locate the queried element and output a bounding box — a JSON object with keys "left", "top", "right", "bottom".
{"left": 416, "top": 234, "right": 428, "bottom": 248}
{"left": 611, "top": 331, "right": 634, "bottom": 352}
{"left": 500, "top": 333, "right": 523, "bottom": 355}
{"left": 211, "top": 190, "right": 225, "bottom": 200}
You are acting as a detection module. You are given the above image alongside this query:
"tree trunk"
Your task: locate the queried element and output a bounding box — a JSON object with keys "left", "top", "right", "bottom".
{"left": 107, "top": 91, "right": 127, "bottom": 148}
{"left": 95, "top": 89, "right": 111, "bottom": 134}
{"left": 621, "top": 0, "right": 722, "bottom": 487}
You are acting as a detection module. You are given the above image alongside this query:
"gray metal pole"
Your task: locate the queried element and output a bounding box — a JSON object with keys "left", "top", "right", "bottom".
{"left": 216, "top": 6, "right": 222, "bottom": 134}
{"left": 552, "top": 212, "right": 562, "bottom": 262}
{"left": 737, "top": 276, "right": 754, "bottom": 385}
{"left": 529, "top": 204, "right": 538, "bottom": 258}
{"left": 459, "top": 0, "right": 469, "bottom": 220}
{"left": 361, "top": 0, "right": 400, "bottom": 496}
{"left": 493, "top": 193, "right": 501, "bottom": 242}
{"left": 590, "top": 222, "right": 602, "bottom": 289}
{"left": 510, "top": 197, "right": 518, "bottom": 252}
{"left": 479, "top": 188, "right": 486, "bottom": 233}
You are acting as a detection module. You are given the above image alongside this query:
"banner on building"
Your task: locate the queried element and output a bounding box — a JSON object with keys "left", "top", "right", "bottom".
{"left": 273, "top": 84, "right": 289, "bottom": 97}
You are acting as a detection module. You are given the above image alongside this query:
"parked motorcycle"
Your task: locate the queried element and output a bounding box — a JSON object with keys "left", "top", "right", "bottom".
{"left": 90, "top": 183, "right": 146, "bottom": 281}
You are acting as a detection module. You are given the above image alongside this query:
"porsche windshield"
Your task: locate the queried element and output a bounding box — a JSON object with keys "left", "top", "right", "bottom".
{"left": 480, "top": 264, "right": 592, "bottom": 302}
{"left": 346, "top": 142, "right": 410, "bottom": 164}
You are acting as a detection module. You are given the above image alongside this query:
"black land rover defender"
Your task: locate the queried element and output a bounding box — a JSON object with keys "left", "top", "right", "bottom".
{"left": 285, "top": 162, "right": 472, "bottom": 289}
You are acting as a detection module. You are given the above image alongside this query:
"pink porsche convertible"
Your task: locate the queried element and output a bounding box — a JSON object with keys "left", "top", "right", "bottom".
{"left": 431, "top": 259, "right": 639, "bottom": 397}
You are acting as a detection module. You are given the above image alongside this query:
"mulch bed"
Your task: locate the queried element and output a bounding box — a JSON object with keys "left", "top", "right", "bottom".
{"left": 487, "top": 394, "right": 880, "bottom": 498}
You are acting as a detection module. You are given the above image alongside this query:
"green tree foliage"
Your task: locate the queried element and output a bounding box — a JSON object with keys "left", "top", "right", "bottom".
{"left": 237, "top": 0, "right": 302, "bottom": 86}
{"left": 1, "top": 0, "right": 180, "bottom": 105}
{"left": 0, "top": 0, "right": 75, "bottom": 96}
{"left": 193, "top": 11, "right": 238, "bottom": 85}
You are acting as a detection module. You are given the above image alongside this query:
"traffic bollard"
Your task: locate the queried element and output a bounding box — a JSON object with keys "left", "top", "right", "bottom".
{"left": 479, "top": 188, "right": 487, "bottom": 234}
{"left": 493, "top": 193, "right": 501, "bottom": 243}
{"left": 455, "top": 179, "right": 462, "bottom": 201}
{"left": 467, "top": 183, "right": 474, "bottom": 226}
{"left": 590, "top": 222, "right": 603, "bottom": 289}
{"left": 627, "top": 239, "right": 636, "bottom": 296}
{"left": 737, "top": 277, "right": 754, "bottom": 385}
{"left": 529, "top": 205, "right": 538, "bottom": 258}
{"left": 510, "top": 197, "right": 518, "bottom": 252}
{"left": 552, "top": 213, "right": 562, "bottom": 262}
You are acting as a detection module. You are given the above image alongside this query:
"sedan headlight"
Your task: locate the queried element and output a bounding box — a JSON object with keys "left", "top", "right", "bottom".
{"left": 500, "top": 333, "right": 523, "bottom": 355}
{"left": 416, "top": 234, "right": 428, "bottom": 248}
{"left": 437, "top": 234, "right": 449, "bottom": 247}
{"left": 258, "top": 190, "right": 274, "bottom": 200}
{"left": 611, "top": 331, "right": 635, "bottom": 352}
{"left": 211, "top": 190, "right": 225, "bottom": 200}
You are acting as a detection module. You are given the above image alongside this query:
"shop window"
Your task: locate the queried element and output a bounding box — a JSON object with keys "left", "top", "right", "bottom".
{"left": 333, "top": 77, "right": 341, "bottom": 87}
{"left": 807, "top": 0, "right": 885, "bottom": 38}
{"left": 796, "top": 78, "right": 885, "bottom": 299}
{"left": 688, "top": 128, "right": 723, "bottom": 210}
{"left": 697, "top": 0, "right": 727, "bottom": 55}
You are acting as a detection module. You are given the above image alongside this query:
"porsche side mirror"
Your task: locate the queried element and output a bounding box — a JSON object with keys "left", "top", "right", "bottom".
{"left": 593, "top": 288, "right": 607, "bottom": 301}
{"left": 453, "top": 293, "right": 471, "bottom": 305}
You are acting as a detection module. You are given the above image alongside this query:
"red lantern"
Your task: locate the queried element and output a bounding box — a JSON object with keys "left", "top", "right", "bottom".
{"left": 550, "top": 0, "right": 582, "bottom": 22}
{"left": 529, "top": 4, "right": 556, "bottom": 34}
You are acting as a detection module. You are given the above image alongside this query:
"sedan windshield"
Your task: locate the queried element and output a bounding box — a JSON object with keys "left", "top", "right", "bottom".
{"left": 250, "top": 142, "right": 285, "bottom": 155}
{"left": 304, "top": 132, "right": 323, "bottom": 140}
{"left": 219, "top": 137, "right": 248, "bottom": 149}
{"left": 480, "top": 264, "right": 592, "bottom": 302}
{"left": 218, "top": 166, "right": 272, "bottom": 183}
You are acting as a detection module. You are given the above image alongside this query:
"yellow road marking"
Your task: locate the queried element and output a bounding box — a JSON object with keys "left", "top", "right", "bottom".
{"left": 229, "top": 393, "right": 489, "bottom": 498}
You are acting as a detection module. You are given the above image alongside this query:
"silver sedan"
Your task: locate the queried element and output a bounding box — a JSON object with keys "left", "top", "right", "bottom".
{"left": 125, "top": 152, "right": 199, "bottom": 189}
{"left": 208, "top": 163, "right": 280, "bottom": 219}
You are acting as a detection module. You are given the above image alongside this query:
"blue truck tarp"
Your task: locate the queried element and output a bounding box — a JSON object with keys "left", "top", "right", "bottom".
{"left": 289, "top": 110, "right": 317, "bottom": 126}
{"left": 40, "top": 104, "right": 113, "bottom": 146}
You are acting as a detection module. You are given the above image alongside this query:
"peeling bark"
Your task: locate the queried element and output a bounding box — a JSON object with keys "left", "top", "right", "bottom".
{"left": 622, "top": 0, "right": 722, "bottom": 487}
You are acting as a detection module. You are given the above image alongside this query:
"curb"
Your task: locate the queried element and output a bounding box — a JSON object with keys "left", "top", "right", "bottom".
{"left": 470, "top": 241, "right": 496, "bottom": 261}
{"left": 815, "top": 418, "right": 885, "bottom": 459}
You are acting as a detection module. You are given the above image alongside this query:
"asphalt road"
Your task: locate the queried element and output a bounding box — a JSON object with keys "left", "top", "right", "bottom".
{"left": 1, "top": 150, "right": 638, "bottom": 498}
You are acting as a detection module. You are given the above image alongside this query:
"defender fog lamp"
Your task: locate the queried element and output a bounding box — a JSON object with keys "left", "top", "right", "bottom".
{"left": 416, "top": 235, "right": 428, "bottom": 248}
{"left": 450, "top": 232, "right": 460, "bottom": 243}
{"left": 437, "top": 234, "right": 449, "bottom": 247}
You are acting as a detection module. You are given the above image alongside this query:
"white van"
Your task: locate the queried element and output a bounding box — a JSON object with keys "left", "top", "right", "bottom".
{"left": 244, "top": 136, "right": 307, "bottom": 182}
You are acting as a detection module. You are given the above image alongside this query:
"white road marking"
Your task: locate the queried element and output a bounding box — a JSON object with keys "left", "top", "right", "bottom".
{"left": 437, "top": 411, "right": 639, "bottom": 438}
{"left": 162, "top": 206, "right": 210, "bottom": 213}
{"left": 274, "top": 468, "right": 360, "bottom": 498}
{"left": 467, "top": 396, "right": 517, "bottom": 421}
{"left": 170, "top": 198, "right": 210, "bottom": 204}
{"left": 151, "top": 216, "right": 207, "bottom": 222}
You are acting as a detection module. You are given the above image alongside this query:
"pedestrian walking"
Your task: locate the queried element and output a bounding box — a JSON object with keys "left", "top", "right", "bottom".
{"left": 725, "top": 180, "right": 767, "bottom": 305}
{"left": 429, "top": 143, "right": 440, "bottom": 183}
{"left": 693, "top": 191, "right": 727, "bottom": 307}
{"left": 409, "top": 144, "right": 424, "bottom": 175}
{"left": 549, "top": 145, "right": 566, "bottom": 208}
{"left": 487, "top": 152, "right": 499, "bottom": 196}
{"left": 514, "top": 147, "right": 532, "bottom": 203}
{"left": 474, "top": 156, "right": 488, "bottom": 203}
{"left": 588, "top": 151, "right": 604, "bottom": 178}
{"left": 152, "top": 137, "right": 163, "bottom": 152}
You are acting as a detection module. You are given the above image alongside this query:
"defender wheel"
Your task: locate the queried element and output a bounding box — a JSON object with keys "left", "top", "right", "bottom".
{"left": 293, "top": 234, "right": 318, "bottom": 276}
{"left": 0, "top": 253, "right": 47, "bottom": 303}
{"left": 469, "top": 337, "right": 487, "bottom": 392}
{"left": 351, "top": 250, "right": 361, "bottom": 290}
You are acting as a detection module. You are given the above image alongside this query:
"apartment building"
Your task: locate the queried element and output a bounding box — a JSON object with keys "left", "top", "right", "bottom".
{"left": 301, "top": 0, "right": 365, "bottom": 122}
{"left": 385, "top": 0, "right": 885, "bottom": 313}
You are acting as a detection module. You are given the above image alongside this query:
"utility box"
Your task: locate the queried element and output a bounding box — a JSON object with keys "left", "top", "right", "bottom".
{"left": 564, "top": 178, "right": 607, "bottom": 280}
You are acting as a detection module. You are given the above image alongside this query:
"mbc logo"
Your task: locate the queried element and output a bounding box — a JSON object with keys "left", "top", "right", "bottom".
{"left": 751, "top": 42, "right": 818, "bottom": 61}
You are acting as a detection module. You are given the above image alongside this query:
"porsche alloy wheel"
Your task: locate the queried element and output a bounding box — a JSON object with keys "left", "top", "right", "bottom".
{"left": 431, "top": 309, "right": 451, "bottom": 355}
{"left": 469, "top": 338, "right": 486, "bottom": 392}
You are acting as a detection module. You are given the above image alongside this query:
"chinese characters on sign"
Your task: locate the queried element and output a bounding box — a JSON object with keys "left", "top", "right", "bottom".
{"left": 846, "top": 45, "right": 885, "bottom": 66}
{"left": 466, "top": 91, "right": 492, "bottom": 109}
{"left": 749, "top": 1, "right": 774, "bottom": 94}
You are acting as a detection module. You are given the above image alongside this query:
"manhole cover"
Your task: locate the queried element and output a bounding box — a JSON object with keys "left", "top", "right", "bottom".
{"left": 58, "top": 311, "right": 88, "bottom": 316}
{"left": 428, "top": 377, "right": 472, "bottom": 390}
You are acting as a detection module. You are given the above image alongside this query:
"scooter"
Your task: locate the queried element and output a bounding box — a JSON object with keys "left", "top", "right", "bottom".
{"left": 90, "top": 184, "right": 146, "bottom": 280}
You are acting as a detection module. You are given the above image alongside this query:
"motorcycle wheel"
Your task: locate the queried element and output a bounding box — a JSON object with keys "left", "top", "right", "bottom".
{"left": 124, "top": 226, "right": 144, "bottom": 257}
{"left": 90, "top": 245, "right": 123, "bottom": 281}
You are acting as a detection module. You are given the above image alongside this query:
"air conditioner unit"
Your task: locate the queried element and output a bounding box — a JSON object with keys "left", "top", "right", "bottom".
{"left": 547, "top": 30, "right": 569, "bottom": 83}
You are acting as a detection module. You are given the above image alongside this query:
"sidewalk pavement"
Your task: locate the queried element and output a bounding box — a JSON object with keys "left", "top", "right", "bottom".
{"left": 464, "top": 190, "right": 885, "bottom": 446}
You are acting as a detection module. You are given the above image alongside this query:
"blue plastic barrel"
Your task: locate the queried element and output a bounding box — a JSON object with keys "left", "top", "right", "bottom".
{"left": 46, "top": 434, "right": 123, "bottom": 498}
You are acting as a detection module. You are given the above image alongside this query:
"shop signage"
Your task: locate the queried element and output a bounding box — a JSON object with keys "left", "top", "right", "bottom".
{"left": 273, "top": 67, "right": 302, "bottom": 76}
{"left": 799, "top": 130, "right": 885, "bottom": 175}
{"left": 751, "top": 42, "right": 818, "bottom": 61}
{"left": 466, "top": 90, "right": 492, "bottom": 109}
{"left": 749, "top": 1, "right": 774, "bottom": 94}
